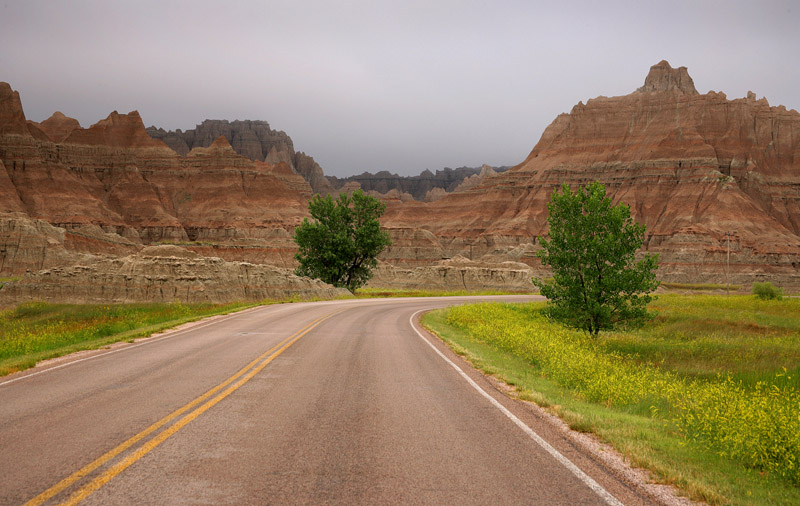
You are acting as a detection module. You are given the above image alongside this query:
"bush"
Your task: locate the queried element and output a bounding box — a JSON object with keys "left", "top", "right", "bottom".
{"left": 753, "top": 282, "right": 783, "bottom": 300}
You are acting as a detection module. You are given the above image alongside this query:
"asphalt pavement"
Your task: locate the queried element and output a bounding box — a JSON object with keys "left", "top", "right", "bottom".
{"left": 0, "top": 296, "right": 661, "bottom": 505}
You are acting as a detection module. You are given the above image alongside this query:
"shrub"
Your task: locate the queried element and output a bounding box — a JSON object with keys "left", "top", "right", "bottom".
{"left": 753, "top": 282, "right": 783, "bottom": 300}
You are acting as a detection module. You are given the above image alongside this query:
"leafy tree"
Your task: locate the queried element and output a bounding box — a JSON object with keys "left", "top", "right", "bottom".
{"left": 294, "top": 189, "right": 391, "bottom": 292}
{"left": 534, "top": 181, "right": 659, "bottom": 335}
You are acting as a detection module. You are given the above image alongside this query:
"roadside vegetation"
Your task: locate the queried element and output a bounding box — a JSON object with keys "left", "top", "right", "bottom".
{"left": 0, "top": 301, "right": 255, "bottom": 376}
{"left": 423, "top": 295, "right": 800, "bottom": 505}
{"left": 0, "top": 288, "right": 529, "bottom": 376}
{"left": 659, "top": 282, "right": 741, "bottom": 292}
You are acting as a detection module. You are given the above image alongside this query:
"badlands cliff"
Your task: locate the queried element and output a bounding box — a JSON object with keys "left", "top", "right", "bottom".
{"left": 0, "top": 84, "right": 340, "bottom": 301}
{"left": 383, "top": 61, "right": 800, "bottom": 287}
{"left": 146, "top": 121, "right": 502, "bottom": 201}
{"left": 147, "top": 120, "right": 335, "bottom": 195}
{"left": 328, "top": 165, "right": 507, "bottom": 201}
{"left": 0, "top": 59, "right": 798, "bottom": 302}
{"left": 0, "top": 245, "right": 347, "bottom": 305}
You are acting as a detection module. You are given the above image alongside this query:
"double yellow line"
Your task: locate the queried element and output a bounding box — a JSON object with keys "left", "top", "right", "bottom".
{"left": 25, "top": 311, "right": 338, "bottom": 506}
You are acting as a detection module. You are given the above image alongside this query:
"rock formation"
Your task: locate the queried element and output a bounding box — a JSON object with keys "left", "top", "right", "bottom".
{"left": 29, "top": 111, "right": 81, "bottom": 142}
{"left": 328, "top": 165, "right": 509, "bottom": 201}
{"left": 294, "top": 151, "right": 335, "bottom": 195}
{"left": 382, "top": 60, "right": 800, "bottom": 288}
{"left": 451, "top": 164, "right": 497, "bottom": 193}
{"left": 2, "top": 59, "right": 799, "bottom": 300}
{"left": 147, "top": 119, "right": 293, "bottom": 160}
{"left": 0, "top": 245, "right": 347, "bottom": 304}
{"left": 0, "top": 83, "right": 314, "bottom": 281}
{"left": 636, "top": 60, "right": 697, "bottom": 94}
{"left": 146, "top": 121, "right": 505, "bottom": 200}
{"left": 423, "top": 187, "right": 447, "bottom": 202}
{"left": 147, "top": 120, "right": 335, "bottom": 195}
{"left": 367, "top": 256, "right": 536, "bottom": 292}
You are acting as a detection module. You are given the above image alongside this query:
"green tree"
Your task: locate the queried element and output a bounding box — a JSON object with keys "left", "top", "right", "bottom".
{"left": 294, "top": 189, "right": 391, "bottom": 292}
{"left": 534, "top": 181, "right": 659, "bottom": 335}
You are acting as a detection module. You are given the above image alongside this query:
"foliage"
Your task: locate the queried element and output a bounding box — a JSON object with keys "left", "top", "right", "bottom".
{"left": 443, "top": 300, "right": 800, "bottom": 485}
{"left": 294, "top": 190, "right": 391, "bottom": 292}
{"left": 534, "top": 181, "right": 659, "bottom": 335}
{"left": 603, "top": 294, "right": 800, "bottom": 388}
{"left": 0, "top": 301, "right": 250, "bottom": 374}
{"left": 752, "top": 281, "right": 783, "bottom": 300}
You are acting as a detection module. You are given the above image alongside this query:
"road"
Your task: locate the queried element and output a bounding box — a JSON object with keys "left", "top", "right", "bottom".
{"left": 0, "top": 296, "right": 660, "bottom": 505}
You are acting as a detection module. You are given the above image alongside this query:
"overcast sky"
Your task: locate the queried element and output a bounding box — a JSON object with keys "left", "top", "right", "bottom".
{"left": 1, "top": 0, "right": 798, "bottom": 177}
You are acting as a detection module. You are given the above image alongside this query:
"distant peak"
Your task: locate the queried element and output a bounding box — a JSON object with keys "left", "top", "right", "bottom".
{"left": 637, "top": 60, "right": 698, "bottom": 95}
{"left": 210, "top": 135, "right": 232, "bottom": 148}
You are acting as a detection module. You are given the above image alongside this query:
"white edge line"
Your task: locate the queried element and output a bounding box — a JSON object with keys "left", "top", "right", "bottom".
{"left": 409, "top": 309, "right": 625, "bottom": 506}
{"left": 0, "top": 304, "right": 289, "bottom": 388}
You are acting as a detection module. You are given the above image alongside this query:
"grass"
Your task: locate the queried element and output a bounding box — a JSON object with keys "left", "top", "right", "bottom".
{"left": 422, "top": 296, "right": 800, "bottom": 505}
{"left": 0, "top": 300, "right": 261, "bottom": 376}
{"left": 603, "top": 295, "right": 800, "bottom": 389}
{"left": 660, "top": 282, "right": 742, "bottom": 291}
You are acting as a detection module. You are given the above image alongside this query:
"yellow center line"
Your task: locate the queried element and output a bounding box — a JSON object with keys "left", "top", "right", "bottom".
{"left": 24, "top": 311, "right": 338, "bottom": 506}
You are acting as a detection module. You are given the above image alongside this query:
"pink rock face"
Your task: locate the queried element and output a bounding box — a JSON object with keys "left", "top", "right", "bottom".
{"left": 32, "top": 111, "right": 82, "bottom": 142}
{"left": 63, "top": 110, "right": 168, "bottom": 148}
{"left": 0, "top": 83, "right": 28, "bottom": 136}
{"left": 1, "top": 63, "right": 799, "bottom": 291}
{"left": 0, "top": 82, "right": 314, "bottom": 275}
{"left": 383, "top": 61, "right": 800, "bottom": 287}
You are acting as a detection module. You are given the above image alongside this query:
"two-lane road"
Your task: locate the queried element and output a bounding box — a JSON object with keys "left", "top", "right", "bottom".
{"left": 1, "top": 297, "right": 659, "bottom": 505}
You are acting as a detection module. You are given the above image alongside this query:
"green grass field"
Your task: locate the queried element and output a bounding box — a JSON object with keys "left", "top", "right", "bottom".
{"left": 423, "top": 295, "right": 800, "bottom": 505}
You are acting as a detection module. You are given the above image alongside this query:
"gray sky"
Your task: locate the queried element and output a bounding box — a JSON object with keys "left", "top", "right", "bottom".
{"left": 2, "top": 0, "right": 798, "bottom": 177}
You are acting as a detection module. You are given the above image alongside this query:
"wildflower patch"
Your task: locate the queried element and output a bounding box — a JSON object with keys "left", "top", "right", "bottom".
{"left": 445, "top": 302, "right": 800, "bottom": 484}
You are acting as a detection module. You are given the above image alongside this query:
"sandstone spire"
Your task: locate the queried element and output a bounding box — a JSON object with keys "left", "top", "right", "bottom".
{"left": 0, "top": 82, "right": 29, "bottom": 136}
{"left": 636, "top": 60, "right": 698, "bottom": 94}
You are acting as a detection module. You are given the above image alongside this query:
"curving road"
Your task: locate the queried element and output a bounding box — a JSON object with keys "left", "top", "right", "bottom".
{"left": 0, "top": 297, "right": 659, "bottom": 505}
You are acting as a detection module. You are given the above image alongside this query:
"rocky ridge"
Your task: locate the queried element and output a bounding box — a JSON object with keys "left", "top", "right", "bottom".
{"left": 0, "top": 82, "right": 314, "bottom": 280}
{"left": 381, "top": 61, "right": 800, "bottom": 288}
{"left": 328, "top": 165, "right": 509, "bottom": 201}
{"left": 1, "top": 59, "right": 799, "bottom": 301}
{"left": 0, "top": 245, "right": 347, "bottom": 304}
{"left": 367, "top": 256, "right": 535, "bottom": 292}
{"left": 147, "top": 120, "right": 335, "bottom": 195}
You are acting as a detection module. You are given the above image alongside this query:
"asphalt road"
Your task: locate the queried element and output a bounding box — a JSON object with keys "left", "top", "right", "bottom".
{"left": 0, "top": 296, "right": 661, "bottom": 505}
